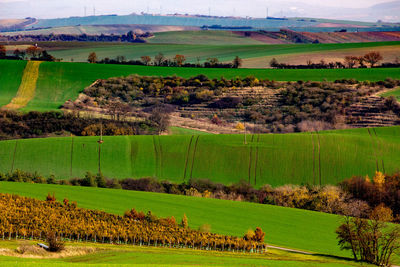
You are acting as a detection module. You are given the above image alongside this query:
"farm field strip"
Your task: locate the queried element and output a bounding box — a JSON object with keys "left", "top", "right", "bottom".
{"left": 3, "top": 61, "right": 42, "bottom": 109}
{"left": 0, "top": 240, "right": 363, "bottom": 267}
{"left": 0, "top": 60, "right": 26, "bottom": 107}
{"left": 47, "top": 41, "right": 400, "bottom": 64}
{"left": 1, "top": 60, "right": 400, "bottom": 112}
{"left": 0, "top": 127, "right": 399, "bottom": 187}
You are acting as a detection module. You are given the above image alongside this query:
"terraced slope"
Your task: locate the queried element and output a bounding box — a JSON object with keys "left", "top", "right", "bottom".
{"left": 3, "top": 61, "right": 41, "bottom": 109}
{"left": 0, "top": 127, "right": 399, "bottom": 186}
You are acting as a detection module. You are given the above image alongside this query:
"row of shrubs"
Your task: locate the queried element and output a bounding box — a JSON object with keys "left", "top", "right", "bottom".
{"left": 0, "top": 110, "right": 160, "bottom": 140}
{"left": 1, "top": 170, "right": 398, "bottom": 222}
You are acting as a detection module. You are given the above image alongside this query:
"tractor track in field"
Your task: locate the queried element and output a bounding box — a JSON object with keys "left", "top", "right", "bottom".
{"left": 367, "top": 128, "right": 380, "bottom": 172}
{"left": 10, "top": 140, "right": 18, "bottom": 173}
{"left": 315, "top": 131, "right": 322, "bottom": 186}
{"left": 183, "top": 135, "right": 194, "bottom": 181}
{"left": 254, "top": 134, "right": 261, "bottom": 185}
{"left": 372, "top": 128, "right": 385, "bottom": 173}
{"left": 248, "top": 135, "right": 255, "bottom": 184}
{"left": 70, "top": 137, "right": 74, "bottom": 177}
{"left": 311, "top": 132, "right": 316, "bottom": 185}
{"left": 189, "top": 136, "right": 200, "bottom": 179}
{"left": 152, "top": 136, "right": 160, "bottom": 178}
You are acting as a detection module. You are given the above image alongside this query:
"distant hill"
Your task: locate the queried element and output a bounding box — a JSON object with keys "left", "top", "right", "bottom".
{"left": 5, "top": 14, "right": 398, "bottom": 34}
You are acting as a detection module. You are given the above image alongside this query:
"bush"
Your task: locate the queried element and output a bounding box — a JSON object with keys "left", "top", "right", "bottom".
{"left": 46, "top": 232, "right": 65, "bottom": 252}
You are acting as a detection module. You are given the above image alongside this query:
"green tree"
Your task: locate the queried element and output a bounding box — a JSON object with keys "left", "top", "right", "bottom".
{"left": 95, "top": 172, "right": 107, "bottom": 188}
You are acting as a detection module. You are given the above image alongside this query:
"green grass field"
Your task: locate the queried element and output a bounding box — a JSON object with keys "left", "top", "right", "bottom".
{"left": 0, "top": 182, "right": 347, "bottom": 258}
{"left": 48, "top": 41, "right": 400, "bottom": 64}
{"left": 380, "top": 88, "right": 400, "bottom": 101}
{"left": 0, "top": 60, "right": 26, "bottom": 107}
{"left": 0, "top": 240, "right": 365, "bottom": 267}
{"left": 1, "top": 60, "right": 400, "bottom": 111}
{"left": 168, "top": 126, "right": 213, "bottom": 135}
{"left": 0, "top": 127, "right": 399, "bottom": 187}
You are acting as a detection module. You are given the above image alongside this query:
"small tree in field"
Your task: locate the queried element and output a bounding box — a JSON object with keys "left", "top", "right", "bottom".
{"left": 87, "top": 52, "right": 97, "bottom": 63}
{"left": 344, "top": 56, "right": 358, "bottom": 68}
{"left": 336, "top": 204, "right": 400, "bottom": 266}
{"left": 26, "top": 46, "right": 40, "bottom": 59}
{"left": 233, "top": 56, "right": 243, "bottom": 68}
{"left": 173, "top": 54, "right": 186, "bottom": 66}
{"left": 140, "top": 55, "right": 151, "bottom": 66}
{"left": 0, "top": 45, "right": 6, "bottom": 58}
{"left": 364, "top": 52, "right": 383, "bottom": 68}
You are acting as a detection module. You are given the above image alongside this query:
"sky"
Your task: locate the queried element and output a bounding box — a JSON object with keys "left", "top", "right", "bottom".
{"left": 0, "top": 0, "right": 398, "bottom": 21}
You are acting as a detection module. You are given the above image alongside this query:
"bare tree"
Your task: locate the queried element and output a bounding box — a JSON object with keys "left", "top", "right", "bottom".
{"left": 173, "top": 54, "right": 186, "bottom": 66}
{"left": 87, "top": 52, "right": 97, "bottom": 64}
{"left": 364, "top": 52, "right": 383, "bottom": 68}
{"left": 344, "top": 56, "right": 358, "bottom": 68}
{"left": 141, "top": 55, "right": 152, "bottom": 66}
{"left": 0, "top": 45, "right": 6, "bottom": 58}
{"left": 154, "top": 52, "right": 166, "bottom": 66}
{"left": 233, "top": 56, "right": 243, "bottom": 68}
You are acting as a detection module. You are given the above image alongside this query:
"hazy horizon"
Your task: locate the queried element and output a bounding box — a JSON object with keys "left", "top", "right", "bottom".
{"left": 0, "top": 0, "right": 399, "bottom": 22}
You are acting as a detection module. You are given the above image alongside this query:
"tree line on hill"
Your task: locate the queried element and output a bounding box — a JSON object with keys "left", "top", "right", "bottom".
{"left": 88, "top": 51, "right": 243, "bottom": 68}
{"left": 0, "top": 193, "right": 266, "bottom": 252}
{"left": 270, "top": 51, "right": 400, "bottom": 69}
{"left": 0, "top": 31, "right": 151, "bottom": 43}
{"left": 0, "top": 44, "right": 58, "bottom": 61}
{"left": 2, "top": 169, "right": 399, "bottom": 224}
{"left": 0, "top": 110, "right": 167, "bottom": 140}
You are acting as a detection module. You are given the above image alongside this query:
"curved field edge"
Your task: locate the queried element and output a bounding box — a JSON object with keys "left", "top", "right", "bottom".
{"left": 0, "top": 127, "right": 399, "bottom": 187}
{"left": 4, "top": 61, "right": 42, "bottom": 109}
{"left": 0, "top": 60, "right": 26, "bottom": 107}
{"left": 0, "top": 241, "right": 366, "bottom": 267}
{"left": 1, "top": 60, "right": 400, "bottom": 112}
{"left": 0, "top": 181, "right": 348, "bottom": 258}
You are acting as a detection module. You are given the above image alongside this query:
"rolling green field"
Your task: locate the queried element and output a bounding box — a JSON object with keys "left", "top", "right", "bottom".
{"left": 380, "top": 88, "right": 400, "bottom": 101}
{"left": 0, "top": 127, "right": 399, "bottom": 187}
{"left": 0, "top": 60, "right": 26, "bottom": 107}
{"left": 48, "top": 41, "right": 400, "bottom": 64}
{"left": 1, "top": 60, "right": 400, "bottom": 111}
{"left": 168, "top": 126, "right": 213, "bottom": 135}
{"left": 0, "top": 182, "right": 347, "bottom": 258}
{"left": 0, "top": 240, "right": 364, "bottom": 267}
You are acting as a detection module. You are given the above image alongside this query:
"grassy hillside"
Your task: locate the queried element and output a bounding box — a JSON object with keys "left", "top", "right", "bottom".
{"left": 1, "top": 60, "right": 400, "bottom": 111}
{"left": 48, "top": 41, "right": 400, "bottom": 64}
{"left": 0, "top": 127, "right": 399, "bottom": 186}
{"left": 0, "top": 60, "right": 26, "bottom": 107}
{"left": 0, "top": 182, "right": 347, "bottom": 257}
{"left": 380, "top": 88, "right": 400, "bottom": 101}
{"left": 0, "top": 241, "right": 363, "bottom": 267}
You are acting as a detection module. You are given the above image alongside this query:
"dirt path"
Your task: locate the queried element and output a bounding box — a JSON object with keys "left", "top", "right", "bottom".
{"left": 267, "top": 245, "right": 313, "bottom": 255}
{"left": 4, "top": 61, "right": 42, "bottom": 109}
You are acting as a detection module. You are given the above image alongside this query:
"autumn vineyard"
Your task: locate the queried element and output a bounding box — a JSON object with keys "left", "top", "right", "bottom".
{"left": 0, "top": 193, "right": 266, "bottom": 252}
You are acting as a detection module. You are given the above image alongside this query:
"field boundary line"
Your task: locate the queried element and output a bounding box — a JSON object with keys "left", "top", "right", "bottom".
{"left": 183, "top": 135, "right": 194, "bottom": 181}
{"left": 189, "top": 136, "right": 200, "bottom": 179}
{"left": 3, "top": 61, "right": 42, "bottom": 109}
{"left": 367, "top": 128, "right": 380, "bottom": 172}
